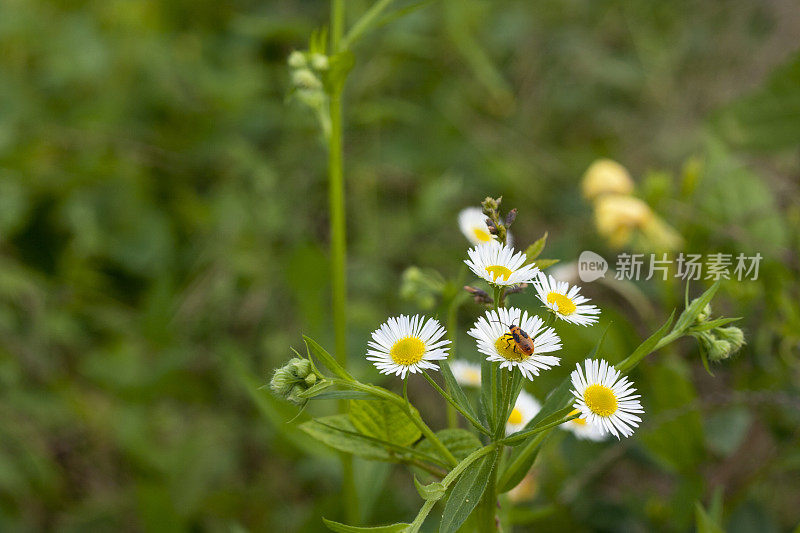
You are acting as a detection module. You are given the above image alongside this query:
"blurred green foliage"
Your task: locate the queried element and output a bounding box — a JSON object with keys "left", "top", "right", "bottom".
{"left": 0, "top": 0, "right": 798, "bottom": 531}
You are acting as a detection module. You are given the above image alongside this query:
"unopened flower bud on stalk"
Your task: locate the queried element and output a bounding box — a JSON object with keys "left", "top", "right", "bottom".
{"left": 505, "top": 208, "right": 517, "bottom": 227}
{"left": 714, "top": 326, "right": 745, "bottom": 352}
{"left": 270, "top": 357, "right": 322, "bottom": 405}
{"left": 464, "top": 285, "right": 493, "bottom": 305}
{"left": 287, "top": 50, "right": 307, "bottom": 68}
{"left": 310, "top": 53, "right": 329, "bottom": 71}
{"left": 292, "top": 68, "right": 322, "bottom": 90}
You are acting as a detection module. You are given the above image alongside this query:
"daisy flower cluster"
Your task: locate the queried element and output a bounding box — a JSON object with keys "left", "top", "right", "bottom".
{"left": 363, "top": 200, "right": 646, "bottom": 441}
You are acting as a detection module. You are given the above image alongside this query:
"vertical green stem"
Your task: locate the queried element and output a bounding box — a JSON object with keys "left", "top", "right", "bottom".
{"left": 477, "top": 449, "right": 501, "bottom": 532}
{"left": 329, "top": 0, "right": 355, "bottom": 523}
{"left": 445, "top": 297, "right": 458, "bottom": 428}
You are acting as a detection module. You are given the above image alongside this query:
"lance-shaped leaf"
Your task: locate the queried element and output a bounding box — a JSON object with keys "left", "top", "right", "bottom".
{"left": 300, "top": 415, "right": 391, "bottom": 460}
{"left": 323, "top": 518, "right": 410, "bottom": 533}
{"left": 349, "top": 400, "right": 421, "bottom": 446}
{"left": 304, "top": 335, "right": 353, "bottom": 380}
{"left": 440, "top": 449, "right": 499, "bottom": 533}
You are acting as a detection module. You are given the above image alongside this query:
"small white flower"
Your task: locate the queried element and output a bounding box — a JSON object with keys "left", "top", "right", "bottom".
{"left": 506, "top": 390, "right": 541, "bottom": 435}
{"left": 562, "top": 409, "right": 608, "bottom": 441}
{"left": 570, "top": 359, "right": 644, "bottom": 439}
{"left": 533, "top": 272, "right": 601, "bottom": 326}
{"left": 458, "top": 207, "right": 513, "bottom": 246}
{"left": 468, "top": 307, "right": 561, "bottom": 380}
{"left": 450, "top": 360, "right": 481, "bottom": 387}
{"left": 465, "top": 242, "right": 538, "bottom": 287}
{"left": 367, "top": 315, "right": 450, "bottom": 378}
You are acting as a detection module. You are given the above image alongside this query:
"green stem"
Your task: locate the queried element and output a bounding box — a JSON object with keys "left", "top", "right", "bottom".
{"left": 329, "top": 0, "right": 352, "bottom": 522}
{"left": 421, "top": 371, "right": 491, "bottom": 435}
{"left": 341, "top": 0, "right": 395, "bottom": 49}
{"left": 500, "top": 413, "right": 578, "bottom": 445}
{"left": 476, "top": 449, "right": 501, "bottom": 531}
{"left": 445, "top": 297, "right": 459, "bottom": 428}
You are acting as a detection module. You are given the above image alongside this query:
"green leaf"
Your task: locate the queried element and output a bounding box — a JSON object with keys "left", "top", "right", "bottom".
{"left": 415, "top": 429, "right": 482, "bottom": 462}
{"left": 533, "top": 258, "right": 559, "bottom": 270}
{"left": 349, "top": 400, "right": 421, "bottom": 446}
{"left": 674, "top": 282, "right": 721, "bottom": 334}
{"left": 439, "top": 360, "right": 478, "bottom": 420}
{"left": 524, "top": 232, "right": 548, "bottom": 261}
{"left": 616, "top": 310, "right": 675, "bottom": 373}
{"left": 440, "top": 449, "right": 499, "bottom": 533}
{"left": 694, "top": 503, "right": 725, "bottom": 533}
{"left": 688, "top": 317, "right": 741, "bottom": 332}
{"left": 306, "top": 390, "right": 375, "bottom": 401}
{"left": 299, "top": 415, "right": 390, "bottom": 460}
{"left": 295, "top": 380, "right": 333, "bottom": 399}
{"left": 304, "top": 335, "right": 353, "bottom": 380}
{"left": 323, "top": 518, "right": 410, "bottom": 533}
{"left": 413, "top": 476, "right": 446, "bottom": 501}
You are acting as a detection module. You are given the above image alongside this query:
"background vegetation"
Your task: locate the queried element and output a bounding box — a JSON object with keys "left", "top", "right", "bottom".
{"left": 0, "top": 0, "right": 798, "bottom": 531}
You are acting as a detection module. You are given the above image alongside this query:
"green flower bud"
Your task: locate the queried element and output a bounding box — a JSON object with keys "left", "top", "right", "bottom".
{"left": 270, "top": 366, "right": 295, "bottom": 396}
{"left": 310, "top": 53, "right": 329, "bottom": 71}
{"left": 698, "top": 332, "right": 733, "bottom": 362}
{"left": 288, "top": 50, "right": 307, "bottom": 68}
{"left": 292, "top": 68, "right": 322, "bottom": 90}
{"left": 270, "top": 357, "right": 322, "bottom": 405}
{"left": 715, "top": 326, "right": 745, "bottom": 352}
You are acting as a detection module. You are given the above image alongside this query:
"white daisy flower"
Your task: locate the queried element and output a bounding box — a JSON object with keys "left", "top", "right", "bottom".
{"left": 506, "top": 390, "right": 541, "bottom": 435}
{"left": 367, "top": 315, "right": 450, "bottom": 379}
{"left": 458, "top": 207, "right": 513, "bottom": 246}
{"left": 533, "top": 272, "right": 601, "bottom": 326}
{"left": 570, "top": 359, "right": 644, "bottom": 439}
{"left": 450, "top": 360, "right": 481, "bottom": 387}
{"left": 467, "top": 307, "right": 561, "bottom": 380}
{"left": 562, "top": 409, "right": 608, "bottom": 441}
{"left": 464, "top": 242, "right": 538, "bottom": 287}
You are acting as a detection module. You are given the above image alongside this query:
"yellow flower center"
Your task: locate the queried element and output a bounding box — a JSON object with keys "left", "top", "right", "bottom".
{"left": 508, "top": 408, "right": 523, "bottom": 426}
{"left": 547, "top": 292, "right": 576, "bottom": 315}
{"left": 583, "top": 385, "right": 617, "bottom": 417}
{"left": 569, "top": 408, "right": 587, "bottom": 426}
{"left": 389, "top": 337, "right": 426, "bottom": 366}
{"left": 485, "top": 265, "right": 512, "bottom": 282}
{"left": 494, "top": 334, "right": 529, "bottom": 362}
{"left": 473, "top": 227, "right": 493, "bottom": 242}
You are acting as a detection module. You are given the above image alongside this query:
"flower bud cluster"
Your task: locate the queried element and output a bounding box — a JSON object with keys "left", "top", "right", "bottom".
{"left": 691, "top": 302, "right": 745, "bottom": 363}
{"left": 270, "top": 357, "right": 321, "bottom": 405}
{"left": 287, "top": 50, "right": 330, "bottom": 124}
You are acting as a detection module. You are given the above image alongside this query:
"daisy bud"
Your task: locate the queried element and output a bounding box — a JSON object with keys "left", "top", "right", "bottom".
{"left": 481, "top": 196, "right": 501, "bottom": 216}
{"left": 698, "top": 332, "right": 733, "bottom": 362}
{"left": 694, "top": 302, "right": 712, "bottom": 324}
{"left": 714, "top": 326, "right": 745, "bottom": 353}
{"left": 270, "top": 367, "right": 294, "bottom": 396}
{"left": 270, "top": 357, "right": 322, "bottom": 405}
{"left": 291, "top": 68, "right": 322, "bottom": 90}
{"left": 505, "top": 208, "right": 517, "bottom": 227}
{"left": 505, "top": 282, "right": 528, "bottom": 295}
{"left": 463, "top": 285, "right": 493, "bottom": 304}
{"left": 310, "top": 53, "right": 329, "bottom": 71}
{"left": 287, "top": 50, "right": 307, "bottom": 68}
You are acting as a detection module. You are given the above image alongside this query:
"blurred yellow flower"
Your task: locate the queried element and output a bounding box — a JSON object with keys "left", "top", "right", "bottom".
{"left": 594, "top": 194, "right": 654, "bottom": 248}
{"left": 507, "top": 472, "right": 538, "bottom": 503}
{"left": 581, "top": 159, "right": 635, "bottom": 200}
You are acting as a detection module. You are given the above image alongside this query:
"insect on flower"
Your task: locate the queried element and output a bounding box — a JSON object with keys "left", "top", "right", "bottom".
{"left": 493, "top": 318, "right": 535, "bottom": 358}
